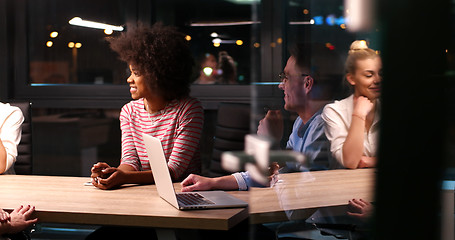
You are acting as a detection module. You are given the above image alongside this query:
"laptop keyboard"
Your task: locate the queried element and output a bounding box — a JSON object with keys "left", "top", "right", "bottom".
{"left": 177, "top": 192, "right": 215, "bottom": 206}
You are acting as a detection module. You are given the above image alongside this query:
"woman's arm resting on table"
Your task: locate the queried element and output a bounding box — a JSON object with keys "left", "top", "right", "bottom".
{"left": 93, "top": 164, "right": 155, "bottom": 190}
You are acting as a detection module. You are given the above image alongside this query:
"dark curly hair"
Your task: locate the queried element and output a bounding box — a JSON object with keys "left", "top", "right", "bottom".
{"left": 108, "top": 22, "right": 194, "bottom": 100}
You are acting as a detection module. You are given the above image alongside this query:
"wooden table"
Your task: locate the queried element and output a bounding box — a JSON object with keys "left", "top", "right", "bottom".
{"left": 0, "top": 169, "right": 374, "bottom": 236}
{"left": 249, "top": 168, "right": 375, "bottom": 224}
{"left": 0, "top": 175, "right": 249, "bottom": 231}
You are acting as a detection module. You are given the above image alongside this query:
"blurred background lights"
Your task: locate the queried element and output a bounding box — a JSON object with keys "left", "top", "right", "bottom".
{"left": 212, "top": 38, "right": 222, "bottom": 44}
{"left": 309, "top": 15, "right": 345, "bottom": 26}
{"left": 203, "top": 67, "right": 213, "bottom": 76}
{"left": 104, "top": 29, "right": 113, "bottom": 35}
{"left": 303, "top": 9, "right": 309, "bottom": 15}
{"left": 313, "top": 16, "right": 324, "bottom": 25}
{"left": 50, "top": 31, "right": 58, "bottom": 38}
{"left": 185, "top": 35, "right": 192, "bottom": 41}
{"left": 253, "top": 42, "right": 260, "bottom": 48}
{"left": 325, "top": 42, "right": 335, "bottom": 50}
{"left": 67, "top": 42, "right": 82, "bottom": 49}
{"left": 236, "top": 40, "right": 243, "bottom": 46}
{"left": 210, "top": 32, "right": 219, "bottom": 38}
{"left": 213, "top": 42, "right": 220, "bottom": 47}
{"left": 46, "top": 41, "right": 53, "bottom": 47}
{"left": 325, "top": 14, "right": 336, "bottom": 26}
{"left": 277, "top": 38, "right": 283, "bottom": 44}
{"left": 334, "top": 16, "right": 346, "bottom": 25}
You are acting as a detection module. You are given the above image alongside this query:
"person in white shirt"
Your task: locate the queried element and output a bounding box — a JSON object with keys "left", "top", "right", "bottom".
{"left": 322, "top": 40, "right": 382, "bottom": 169}
{"left": 0, "top": 103, "right": 37, "bottom": 238}
{"left": 0, "top": 102, "right": 24, "bottom": 174}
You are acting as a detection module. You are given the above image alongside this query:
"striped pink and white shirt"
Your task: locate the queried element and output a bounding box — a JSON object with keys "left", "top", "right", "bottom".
{"left": 120, "top": 97, "right": 204, "bottom": 181}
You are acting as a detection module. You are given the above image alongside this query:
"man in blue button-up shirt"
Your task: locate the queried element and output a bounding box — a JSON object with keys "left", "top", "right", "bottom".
{"left": 181, "top": 44, "right": 339, "bottom": 192}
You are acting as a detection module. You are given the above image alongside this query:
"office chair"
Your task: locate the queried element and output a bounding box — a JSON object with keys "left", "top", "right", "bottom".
{"left": 10, "top": 101, "right": 33, "bottom": 175}
{"left": 209, "top": 102, "right": 250, "bottom": 177}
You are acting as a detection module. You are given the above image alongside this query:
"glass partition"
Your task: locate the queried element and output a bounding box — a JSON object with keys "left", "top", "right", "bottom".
{"left": 154, "top": 0, "right": 256, "bottom": 85}
{"left": 23, "top": 0, "right": 257, "bottom": 87}
{"left": 249, "top": 0, "right": 380, "bottom": 239}
{"left": 6, "top": 0, "right": 453, "bottom": 239}
{"left": 27, "top": 0, "right": 131, "bottom": 85}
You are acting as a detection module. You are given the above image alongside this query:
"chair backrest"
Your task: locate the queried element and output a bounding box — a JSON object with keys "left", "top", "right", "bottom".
{"left": 209, "top": 102, "right": 250, "bottom": 177}
{"left": 9, "top": 102, "right": 33, "bottom": 175}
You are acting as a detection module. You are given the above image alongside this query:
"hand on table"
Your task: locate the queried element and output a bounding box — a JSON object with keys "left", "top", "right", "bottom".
{"left": 0, "top": 209, "right": 10, "bottom": 223}
{"left": 3, "top": 205, "right": 38, "bottom": 234}
{"left": 91, "top": 162, "right": 112, "bottom": 179}
{"left": 91, "top": 162, "right": 126, "bottom": 190}
{"left": 180, "top": 174, "right": 214, "bottom": 192}
{"left": 267, "top": 162, "right": 281, "bottom": 186}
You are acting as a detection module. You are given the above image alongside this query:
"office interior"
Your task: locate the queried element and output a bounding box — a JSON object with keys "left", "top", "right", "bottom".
{"left": 0, "top": 0, "right": 453, "bottom": 239}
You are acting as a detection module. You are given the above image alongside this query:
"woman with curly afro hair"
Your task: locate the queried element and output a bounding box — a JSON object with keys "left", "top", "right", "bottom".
{"left": 90, "top": 22, "right": 204, "bottom": 190}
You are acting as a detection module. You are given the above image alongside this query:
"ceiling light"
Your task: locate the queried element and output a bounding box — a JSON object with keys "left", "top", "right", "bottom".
{"left": 50, "top": 31, "right": 58, "bottom": 38}
{"left": 104, "top": 29, "right": 113, "bottom": 35}
{"left": 191, "top": 21, "right": 260, "bottom": 27}
{"left": 69, "top": 17, "right": 124, "bottom": 31}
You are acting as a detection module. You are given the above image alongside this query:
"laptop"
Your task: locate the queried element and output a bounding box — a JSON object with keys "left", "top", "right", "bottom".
{"left": 143, "top": 133, "right": 248, "bottom": 210}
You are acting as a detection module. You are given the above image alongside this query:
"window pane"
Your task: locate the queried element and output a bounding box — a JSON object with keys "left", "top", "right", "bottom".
{"left": 154, "top": 0, "right": 256, "bottom": 85}
{"left": 27, "top": 0, "right": 130, "bottom": 85}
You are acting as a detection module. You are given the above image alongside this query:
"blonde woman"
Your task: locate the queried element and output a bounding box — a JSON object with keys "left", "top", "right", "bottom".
{"left": 322, "top": 40, "right": 382, "bottom": 169}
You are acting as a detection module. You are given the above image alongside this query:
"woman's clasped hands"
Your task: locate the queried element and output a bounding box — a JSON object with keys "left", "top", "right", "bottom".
{"left": 91, "top": 162, "right": 128, "bottom": 190}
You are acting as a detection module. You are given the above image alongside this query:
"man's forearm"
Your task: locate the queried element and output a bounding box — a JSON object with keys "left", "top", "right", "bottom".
{"left": 212, "top": 175, "right": 239, "bottom": 190}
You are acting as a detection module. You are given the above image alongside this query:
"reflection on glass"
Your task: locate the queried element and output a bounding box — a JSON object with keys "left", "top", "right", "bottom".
{"left": 27, "top": 0, "right": 129, "bottom": 85}
{"left": 158, "top": 0, "right": 254, "bottom": 85}
{"left": 249, "top": 169, "right": 375, "bottom": 238}
{"left": 217, "top": 51, "right": 238, "bottom": 84}
{"left": 194, "top": 53, "right": 218, "bottom": 84}
{"left": 249, "top": 0, "right": 378, "bottom": 239}
{"left": 26, "top": 0, "right": 254, "bottom": 86}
